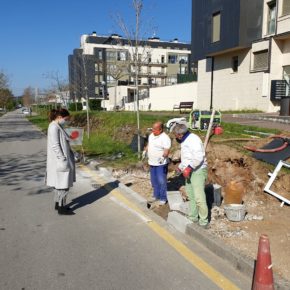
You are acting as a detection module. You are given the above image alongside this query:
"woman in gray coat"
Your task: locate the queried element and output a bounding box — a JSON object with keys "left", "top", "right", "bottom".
{"left": 46, "top": 108, "right": 76, "bottom": 215}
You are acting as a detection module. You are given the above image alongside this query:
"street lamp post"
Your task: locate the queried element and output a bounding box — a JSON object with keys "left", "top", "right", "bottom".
{"left": 179, "top": 59, "right": 185, "bottom": 74}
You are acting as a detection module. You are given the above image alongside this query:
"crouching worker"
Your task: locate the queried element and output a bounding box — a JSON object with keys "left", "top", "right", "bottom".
{"left": 46, "top": 108, "right": 76, "bottom": 215}
{"left": 172, "top": 123, "right": 209, "bottom": 228}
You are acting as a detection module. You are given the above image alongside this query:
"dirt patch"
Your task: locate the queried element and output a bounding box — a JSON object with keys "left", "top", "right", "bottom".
{"left": 112, "top": 137, "right": 290, "bottom": 281}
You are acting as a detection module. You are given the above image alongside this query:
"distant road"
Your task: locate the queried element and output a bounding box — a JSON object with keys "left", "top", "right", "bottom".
{"left": 222, "top": 114, "right": 290, "bottom": 132}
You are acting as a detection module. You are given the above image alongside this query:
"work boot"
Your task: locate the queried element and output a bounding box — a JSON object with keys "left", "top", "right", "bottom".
{"left": 199, "top": 223, "right": 210, "bottom": 230}
{"left": 58, "top": 206, "right": 75, "bottom": 215}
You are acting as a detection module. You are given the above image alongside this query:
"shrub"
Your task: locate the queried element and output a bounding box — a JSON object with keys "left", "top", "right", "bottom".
{"left": 89, "top": 99, "right": 102, "bottom": 111}
{"left": 69, "top": 102, "right": 83, "bottom": 111}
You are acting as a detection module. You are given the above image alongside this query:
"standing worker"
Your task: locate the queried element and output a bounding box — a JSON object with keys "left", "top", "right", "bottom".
{"left": 172, "top": 123, "right": 209, "bottom": 228}
{"left": 144, "top": 121, "right": 171, "bottom": 205}
{"left": 46, "top": 108, "right": 76, "bottom": 215}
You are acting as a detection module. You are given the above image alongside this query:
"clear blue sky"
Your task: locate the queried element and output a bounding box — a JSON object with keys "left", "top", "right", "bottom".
{"left": 0, "top": 0, "right": 191, "bottom": 96}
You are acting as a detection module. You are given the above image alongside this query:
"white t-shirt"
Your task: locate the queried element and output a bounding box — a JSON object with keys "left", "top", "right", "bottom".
{"left": 148, "top": 132, "right": 171, "bottom": 166}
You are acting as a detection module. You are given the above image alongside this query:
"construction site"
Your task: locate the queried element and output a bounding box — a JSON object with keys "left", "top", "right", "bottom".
{"left": 101, "top": 111, "right": 290, "bottom": 283}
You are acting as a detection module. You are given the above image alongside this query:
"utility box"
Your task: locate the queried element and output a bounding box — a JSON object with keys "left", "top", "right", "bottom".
{"left": 189, "top": 110, "right": 222, "bottom": 130}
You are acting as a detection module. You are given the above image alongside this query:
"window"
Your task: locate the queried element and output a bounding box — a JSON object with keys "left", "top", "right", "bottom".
{"left": 267, "top": 1, "right": 276, "bottom": 35}
{"left": 106, "top": 51, "right": 116, "bottom": 61}
{"left": 282, "top": 0, "right": 290, "bottom": 15}
{"left": 168, "top": 54, "right": 178, "bottom": 64}
{"left": 117, "top": 51, "right": 127, "bottom": 61}
{"left": 283, "top": 66, "right": 290, "bottom": 96}
{"left": 212, "top": 12, "right": 221, "bottom": 43}
{"left": 98, "top": 50, "right": 103, "bottom": 60}
{"left": 232, "top": 56, "right": 239, "bottom": 72}
{"left": 178, "top": 55, "right": 188, "bottom": 64}
{"left": 147, "top": 53, "right": 151, "bottom": 63}
{"left": 253, "top": 50, "right": 269, "bottom": 71}
{"left": 106, "top": 75, "right": 114, "bottom": 84}
{"left": 95, "top": 63, "right": 103, "bottom": 73}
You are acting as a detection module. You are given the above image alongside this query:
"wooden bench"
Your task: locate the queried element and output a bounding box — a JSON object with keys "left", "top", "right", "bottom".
{"left": 173, "top": 101, "right": 194, "bottom": 113}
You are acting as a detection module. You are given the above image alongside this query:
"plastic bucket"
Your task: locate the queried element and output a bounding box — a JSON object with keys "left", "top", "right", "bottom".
{"left": 224, "top": 204, "right": 246, "bottom": 222}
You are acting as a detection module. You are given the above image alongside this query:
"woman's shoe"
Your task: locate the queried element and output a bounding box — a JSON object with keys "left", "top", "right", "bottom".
{"left": 58, "top": 206, "right": 75, "bottom": 215}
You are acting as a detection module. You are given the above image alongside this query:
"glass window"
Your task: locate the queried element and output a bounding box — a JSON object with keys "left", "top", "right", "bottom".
{"left": 106, "top": 75, "right": 114, "bottom": 84}
{"left": 283, "top": 66, "right": 290, "bottom": 96}
{"left": 168, "top": 55, "right": 177, "bottom": 64}
{"left": 178, "top": 55, "right": 188, "bottom": 64}
{"left": 106, "top": 51, "right": 116, "bottom": 61}
{"left": 212, "top": 12, "right": 221, "bottom": 43}
{"left": 282, "top": 0, "right": 290, "bottom": 15}
{"left": 117, "top": 51, "right": 127, "bottom": 61}
{"left": 98, "top": 50, "right": 103, "bottom": 60}
{"left": 253, "top": 50, "right": 269, "bottom": 71}
{"left": 267, "top": 1, "right": 276, "bottom": 35}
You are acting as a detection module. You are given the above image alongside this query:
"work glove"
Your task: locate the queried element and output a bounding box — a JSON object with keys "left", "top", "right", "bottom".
{"left": 183, "top": 166, "right": 192, "bottom": 178}
{"left": 158, "top": 156, "right": 165, "bottom": 164}
{"left": 141, "top": 150, "right": 147, "bottom": 161}
{"left": 174, "top": 168, "right": 182, "bottom": 176}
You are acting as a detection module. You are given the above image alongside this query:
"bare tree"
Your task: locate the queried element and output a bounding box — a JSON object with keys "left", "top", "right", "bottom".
{"left": 22, "top": 87, "right": 34, "bottom": 108}
{"left": 106, "top": 59, "right": 130, "bottom": 110}
{"left": 0, "top": 70, "right": 9, "bottom": 90}
{"left": 43, "top": 71, "right": 70, "bottom": 106}
{"left": 115, "top": 0, "right": 153, "bottom": 157}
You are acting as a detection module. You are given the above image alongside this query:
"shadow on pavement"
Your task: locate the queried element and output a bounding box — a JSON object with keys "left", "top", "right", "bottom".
{"left": 67, "top": 180, "right": 120, "bottom": 211}
{"left": 0, "top": 152, "right": 46, "bottom": 189}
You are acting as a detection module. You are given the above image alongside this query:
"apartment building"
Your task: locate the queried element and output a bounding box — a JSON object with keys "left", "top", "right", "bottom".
{"left": 68, "top": 32, "right": 191, "bottom": 110}
{"left": 191, "top": 0, "right": 290, "bottom": 112}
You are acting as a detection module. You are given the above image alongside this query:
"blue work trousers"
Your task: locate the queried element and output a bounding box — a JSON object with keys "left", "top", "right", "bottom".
{"left": 150, "top": 164, "right": 168, "bottom": 202}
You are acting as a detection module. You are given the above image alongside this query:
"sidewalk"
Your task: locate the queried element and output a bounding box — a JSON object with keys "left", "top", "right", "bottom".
{"left": 222, "top": 113, "right": 290, "bottom": 132}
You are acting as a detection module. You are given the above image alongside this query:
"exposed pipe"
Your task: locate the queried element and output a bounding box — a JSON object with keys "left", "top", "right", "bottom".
{"left": 244, "top": 136, "right": 290, "bottom": 153}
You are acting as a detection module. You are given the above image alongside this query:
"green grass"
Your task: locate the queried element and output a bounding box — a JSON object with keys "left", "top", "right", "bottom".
{"left": 27, "top": 109, "right": 282, "bottom": 167}
{"left": 220, "top": 122, "right": 280, "bottom": 138}
{"left": 27, "top": 114, "right": 49, "bottom": 132}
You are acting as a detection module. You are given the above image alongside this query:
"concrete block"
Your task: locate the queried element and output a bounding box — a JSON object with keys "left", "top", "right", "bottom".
{"left": 167, "top": 211, "right": 192, "bottom": 233}
{"left": 167, "top": 191, "right": 184, "bottom": 211}
{"left": 178, "top": 201, "right": 190, "bottom": 215}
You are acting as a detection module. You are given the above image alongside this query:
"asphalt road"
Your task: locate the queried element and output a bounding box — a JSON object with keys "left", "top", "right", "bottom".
{"left": 222, "top": 114, "right": 290, "bottom": 132}
{"left": 0, "top": 110, "right": 251, "bottom": 290}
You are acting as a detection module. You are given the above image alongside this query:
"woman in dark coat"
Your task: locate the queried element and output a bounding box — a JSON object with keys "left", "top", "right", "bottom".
{"left": 46, "top": 108, "right": 76, "bottom": 215}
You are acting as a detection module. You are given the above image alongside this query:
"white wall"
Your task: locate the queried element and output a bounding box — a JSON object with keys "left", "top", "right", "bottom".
{"left": 122, "top": 82, "right": 197, "bottom": 111}
{"left": 196, "top": 49, "right": 279, "bottom": 112}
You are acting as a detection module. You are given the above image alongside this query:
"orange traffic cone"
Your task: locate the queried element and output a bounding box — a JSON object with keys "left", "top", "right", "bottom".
{"left": 252, "top": 234, "right": 274, "bottom": 290}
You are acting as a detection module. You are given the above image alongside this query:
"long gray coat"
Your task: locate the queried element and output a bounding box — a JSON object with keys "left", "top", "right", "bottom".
{"left": 46, "top": 121, "right": 76, "bottom": 189}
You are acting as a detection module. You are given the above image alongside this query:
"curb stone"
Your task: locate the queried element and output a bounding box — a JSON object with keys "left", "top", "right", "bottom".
{"left": 92, "top": 166, "right": 290, "bottom": 290}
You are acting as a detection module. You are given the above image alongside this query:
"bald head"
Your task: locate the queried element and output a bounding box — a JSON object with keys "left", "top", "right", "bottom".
{"left": 152, "top": 121, "right": 163, "bottom": 136}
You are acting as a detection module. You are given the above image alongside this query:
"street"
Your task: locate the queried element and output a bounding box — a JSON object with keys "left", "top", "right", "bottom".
{"left": 0, "top": 111, "right": 251, "bottom": 290}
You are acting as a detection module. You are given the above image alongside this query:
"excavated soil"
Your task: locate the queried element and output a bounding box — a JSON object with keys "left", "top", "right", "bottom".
{"left": 112, "top": 136, "right": 290, "bottom": 281}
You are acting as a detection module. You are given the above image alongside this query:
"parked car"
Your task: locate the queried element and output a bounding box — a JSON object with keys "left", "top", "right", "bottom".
{"left": 22, "top": 108, "right": 31, "bottom": 115}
